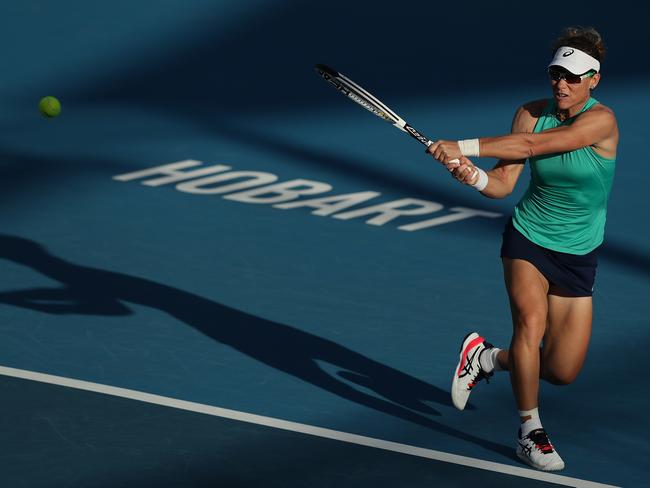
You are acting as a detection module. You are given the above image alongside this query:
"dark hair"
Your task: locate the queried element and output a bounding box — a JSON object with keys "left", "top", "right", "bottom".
{"left": 552, "top": 26, "right": 606, "bottom": 62}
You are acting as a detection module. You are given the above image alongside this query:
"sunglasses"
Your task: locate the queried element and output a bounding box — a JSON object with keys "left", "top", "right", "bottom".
{"left": 548, "top": 68, "right": 596, "bottom": 84}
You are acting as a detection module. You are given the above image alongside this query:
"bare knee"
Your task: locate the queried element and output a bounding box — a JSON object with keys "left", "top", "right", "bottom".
{"left": 513, "top": 311, "right": 546, "bottom": 345}
{"left": 542, "top": 366, "right": 580, "bottom": 385}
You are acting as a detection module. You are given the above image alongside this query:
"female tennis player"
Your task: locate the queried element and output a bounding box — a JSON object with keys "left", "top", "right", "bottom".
{"left": 426, "top": 26, "right": 618, "bottom": 471}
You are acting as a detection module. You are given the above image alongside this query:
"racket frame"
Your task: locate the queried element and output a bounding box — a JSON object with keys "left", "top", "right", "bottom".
{"left": 314, "top": 64, "right": 433, "bottom": 147}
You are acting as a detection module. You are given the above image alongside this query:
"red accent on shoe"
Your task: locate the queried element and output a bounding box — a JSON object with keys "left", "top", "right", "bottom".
{"left": 456, "top": 336, "right": 485, "bottom": 377}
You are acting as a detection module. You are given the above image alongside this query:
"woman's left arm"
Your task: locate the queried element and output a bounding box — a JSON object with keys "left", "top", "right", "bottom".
{"left": 428, "top": 107, "right": 617, "bottom": 162}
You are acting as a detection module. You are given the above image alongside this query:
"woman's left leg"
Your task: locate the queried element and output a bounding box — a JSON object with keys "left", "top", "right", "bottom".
{"left": 491, "top": 294, "right": 592, "bottom": 384}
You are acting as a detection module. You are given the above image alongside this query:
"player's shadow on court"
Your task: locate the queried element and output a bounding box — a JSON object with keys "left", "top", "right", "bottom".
{"left": 0, "top": 234, "right": 513, "bottom": 459}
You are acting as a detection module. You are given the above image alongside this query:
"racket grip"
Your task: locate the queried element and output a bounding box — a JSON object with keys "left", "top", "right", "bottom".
{"left": 424, "top": 140, "right": 460, "bottom": 165}
{"left": 424, "top": 139, "right": 460, "bottom": 167}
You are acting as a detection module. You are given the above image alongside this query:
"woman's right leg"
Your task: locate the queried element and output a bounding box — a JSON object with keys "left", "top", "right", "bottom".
{"left": 502, "top": 258, "right": 549, "bottom": 411}
{"left": 500, "top": 258, "right": 565, "bottom": 471}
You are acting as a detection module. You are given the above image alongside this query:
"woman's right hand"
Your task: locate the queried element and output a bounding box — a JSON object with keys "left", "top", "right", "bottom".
{"left": 447, "top": 156, "right": 480, "bottom": 186}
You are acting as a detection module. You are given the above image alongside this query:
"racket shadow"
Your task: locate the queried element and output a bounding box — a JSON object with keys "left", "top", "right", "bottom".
{"left": 0, "top": 234, "right": 515, "bottom": 460}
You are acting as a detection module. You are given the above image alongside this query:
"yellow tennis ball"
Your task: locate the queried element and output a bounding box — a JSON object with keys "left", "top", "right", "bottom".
{"left": 39, "top": 96, "right": 61, "bottom": 118}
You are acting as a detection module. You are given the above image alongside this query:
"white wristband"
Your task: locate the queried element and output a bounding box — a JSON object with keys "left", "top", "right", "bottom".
{"left": 471, "top": 167, "right": 488, "bottom": 191}
{"left": 458, "top": 138, "right": 480, "bottom": 157}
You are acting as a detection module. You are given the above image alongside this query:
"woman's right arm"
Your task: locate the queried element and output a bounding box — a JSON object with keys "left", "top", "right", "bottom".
{"left": 449, "top": 101, "right": 545, "bottom": 199}
{"left": 479, "top": 158, "right": 527, "bottom": 199}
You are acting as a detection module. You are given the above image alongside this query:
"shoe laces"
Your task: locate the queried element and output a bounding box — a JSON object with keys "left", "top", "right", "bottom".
{"left": 467, "top": 368, "right": 492, "bottom": 390}
{"left": 465, "top": 343, "right": 494, "bottom": 390}
{"left": 526, "top": 428, "right": 555, "bottom": 454}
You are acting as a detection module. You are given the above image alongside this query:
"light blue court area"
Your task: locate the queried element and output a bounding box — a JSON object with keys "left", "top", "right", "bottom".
{"left": 1, "top": 1, "right": 648, "bottom": 487}
{"left": 0, "top": 368, "right": 618, "bottom": 488}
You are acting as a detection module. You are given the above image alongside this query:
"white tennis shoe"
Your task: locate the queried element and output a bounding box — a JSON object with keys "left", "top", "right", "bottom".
{"left": 516, "top": 427, "right": 565, "bottom": 471}
{"left": 451, "top": 332, "right": 493, "bottom": 410}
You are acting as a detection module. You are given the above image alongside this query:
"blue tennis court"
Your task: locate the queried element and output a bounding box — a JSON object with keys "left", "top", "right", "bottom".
{"left": 1, "top": 2, "right": 648, "bottom": 486}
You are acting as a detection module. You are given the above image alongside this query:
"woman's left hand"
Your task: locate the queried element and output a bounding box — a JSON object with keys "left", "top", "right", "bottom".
{"left": 426, "top": 140, "right": 463, "bottom": 163}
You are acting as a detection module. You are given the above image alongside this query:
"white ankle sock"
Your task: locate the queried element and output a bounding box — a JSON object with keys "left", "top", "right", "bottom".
{"left": 519, "top": 407, "right": 543, "bottom": 437}
{"left": 479, "top": 347, "right": 502, "bottom": 372}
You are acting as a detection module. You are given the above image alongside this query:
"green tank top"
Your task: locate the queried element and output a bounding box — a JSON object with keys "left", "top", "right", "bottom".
{"left": 512, "top": 97, "right": 616, "bottom": 254}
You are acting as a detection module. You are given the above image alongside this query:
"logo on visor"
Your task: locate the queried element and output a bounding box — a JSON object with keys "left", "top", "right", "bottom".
{"left": 562, "top": 49, "right": 575, "bottom": 57}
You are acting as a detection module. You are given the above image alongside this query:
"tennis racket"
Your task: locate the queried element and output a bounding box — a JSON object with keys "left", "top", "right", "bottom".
{"left": 315, "top": 64, "right": 453, "bottom": 156}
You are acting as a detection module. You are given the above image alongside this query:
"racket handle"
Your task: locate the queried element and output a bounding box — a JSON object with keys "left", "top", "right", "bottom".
{"left": 411, "top": 135, "right": 462, "bottom": 167}
{"left": 404, "top": 124, "right": 433, "bottom": 147}
{"left": 422, "top": 136, "right": 460, "bottom": 165}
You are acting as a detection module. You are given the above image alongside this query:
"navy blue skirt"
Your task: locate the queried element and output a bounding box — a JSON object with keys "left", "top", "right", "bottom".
{"left": 500, "top": 219, "right": 599, "bottom": 297}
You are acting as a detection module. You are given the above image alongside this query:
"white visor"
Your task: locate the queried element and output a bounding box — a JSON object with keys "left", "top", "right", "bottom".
{"left": 548, "top": 46, "right": 600, "bottom": 75}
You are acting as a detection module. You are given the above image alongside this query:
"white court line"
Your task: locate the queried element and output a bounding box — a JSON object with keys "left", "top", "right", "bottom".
{"left": 0, "top": 365, "right": 618, "bottom": 488}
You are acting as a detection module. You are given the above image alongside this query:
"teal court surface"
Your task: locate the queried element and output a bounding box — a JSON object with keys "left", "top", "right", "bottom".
{"left": 1, "top": 2, "right": 648, "bottom": 487}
